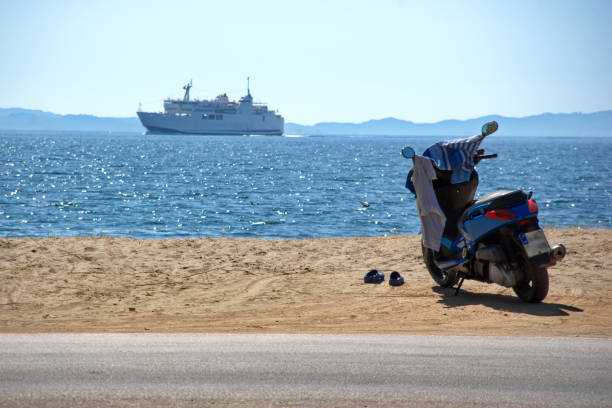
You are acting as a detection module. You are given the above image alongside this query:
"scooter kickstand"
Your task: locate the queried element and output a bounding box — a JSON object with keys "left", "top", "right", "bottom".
{"left": 454, "top": 275, "right": 465, "bottom": 296}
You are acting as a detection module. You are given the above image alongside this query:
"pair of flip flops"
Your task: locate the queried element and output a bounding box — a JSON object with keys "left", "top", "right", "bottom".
{"left": 364, "top": 269, "right": 404, "bottom": 286}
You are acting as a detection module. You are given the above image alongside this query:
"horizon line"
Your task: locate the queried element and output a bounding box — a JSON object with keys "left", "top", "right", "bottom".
{"left": 1, "top": 106, "right": 611, "bottom": 127}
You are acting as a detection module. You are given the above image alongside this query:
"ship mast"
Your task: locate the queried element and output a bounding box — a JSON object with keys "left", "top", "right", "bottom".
{"left": 183, "top": 80, "right": 192, "bottom": 102}
{"left": 247, "top": 76, "right": 251, "bottom": 96}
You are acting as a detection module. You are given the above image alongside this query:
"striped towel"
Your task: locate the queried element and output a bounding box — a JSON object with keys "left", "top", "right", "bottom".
{"left": 422, "top": 133, "right": 486, "bottom": 184}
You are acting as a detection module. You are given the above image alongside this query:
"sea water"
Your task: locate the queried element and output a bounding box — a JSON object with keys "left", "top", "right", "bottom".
{"left": 1, "top": 131, "right": 610, "bottom": 239}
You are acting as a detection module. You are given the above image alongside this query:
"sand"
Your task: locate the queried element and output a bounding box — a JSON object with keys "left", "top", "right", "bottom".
{"left": 0, "top": 228, "right": 610, "bottom": 337}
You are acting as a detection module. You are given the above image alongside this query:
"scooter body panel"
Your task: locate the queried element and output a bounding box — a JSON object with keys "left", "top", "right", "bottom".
{"left": 461, "top": 196, "right": 536, "bottom": 249}
{"left": 437, "top": 196, "right": 539, "bottom": 270}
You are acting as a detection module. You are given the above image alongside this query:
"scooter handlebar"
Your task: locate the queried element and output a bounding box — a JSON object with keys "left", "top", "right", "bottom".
{"left": 474, "top": 153, "right": 497, "bottom": 164}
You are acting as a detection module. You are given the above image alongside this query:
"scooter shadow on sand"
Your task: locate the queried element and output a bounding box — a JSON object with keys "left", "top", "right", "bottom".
{"left": 433, "top": 286, "right": 583, "bottom": 317}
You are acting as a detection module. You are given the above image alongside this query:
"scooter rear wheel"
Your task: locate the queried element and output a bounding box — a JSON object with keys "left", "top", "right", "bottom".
{"left": 422, "top": 245, "right": 458, "bottom": 288}
{"left": 513, "top": 261, "right": 549, "bottom": 303}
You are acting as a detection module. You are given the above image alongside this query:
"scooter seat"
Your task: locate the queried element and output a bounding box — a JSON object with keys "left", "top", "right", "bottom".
{"left": 472, "top": 189, "right": 528, "bottom": 209}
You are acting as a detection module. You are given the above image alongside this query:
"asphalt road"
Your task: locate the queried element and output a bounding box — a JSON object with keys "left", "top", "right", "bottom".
{"left": 1, "top": 334, "right": 611, "bottom": 407}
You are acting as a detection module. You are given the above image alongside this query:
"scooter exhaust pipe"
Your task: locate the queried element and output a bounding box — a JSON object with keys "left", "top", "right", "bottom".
{"left": 551, "top": 244, "right": 566, "bottom": 262}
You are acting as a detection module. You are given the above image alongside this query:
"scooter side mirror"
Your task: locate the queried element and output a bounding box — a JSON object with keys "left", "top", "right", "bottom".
{"left": 401, "top": 146, "right": 415, "bottom": 159}
{"left": 481, "top": 121, "right": 499, "bottom": 136}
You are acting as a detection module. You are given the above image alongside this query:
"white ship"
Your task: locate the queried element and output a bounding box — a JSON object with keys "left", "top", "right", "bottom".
{"left": 137, "top": 79, "right": 284, "bottom": 135}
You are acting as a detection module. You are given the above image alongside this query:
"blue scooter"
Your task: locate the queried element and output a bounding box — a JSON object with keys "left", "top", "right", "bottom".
{"left": 402, "top": 121, "right": 565, "bottom": 303}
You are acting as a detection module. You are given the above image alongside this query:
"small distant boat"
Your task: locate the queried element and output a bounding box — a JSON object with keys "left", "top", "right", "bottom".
{"left": 137, "top": 78, "right": 284, "bottom": 135}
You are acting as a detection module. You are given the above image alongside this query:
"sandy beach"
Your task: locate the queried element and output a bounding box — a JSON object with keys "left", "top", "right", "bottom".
{"left": 0, "top": 228, "right": 610, "bottom": 337}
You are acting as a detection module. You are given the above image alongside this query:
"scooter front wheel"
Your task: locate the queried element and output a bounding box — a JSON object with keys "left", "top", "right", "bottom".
{"left": 513, "top": 261, "right": 549, "bottom": 303}
{"left": 422, "top": 245, "right": 458, "bottom": 287}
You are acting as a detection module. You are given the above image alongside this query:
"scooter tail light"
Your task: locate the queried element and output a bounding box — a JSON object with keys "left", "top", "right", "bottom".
{"left": 485, "top": 208, "right": 517, "bottom": 221}
{"left": 527, "top": 199, "right": 538, "bottom": 213}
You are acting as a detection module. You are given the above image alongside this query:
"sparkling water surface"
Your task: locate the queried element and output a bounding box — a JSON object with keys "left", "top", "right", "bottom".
{"left": 1, "top": 131, "right": 610, "bottom": 238}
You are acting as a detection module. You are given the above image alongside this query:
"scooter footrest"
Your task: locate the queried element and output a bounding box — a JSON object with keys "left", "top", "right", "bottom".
{"left": 434, "top": 258, "right": 469, "bottom": 271}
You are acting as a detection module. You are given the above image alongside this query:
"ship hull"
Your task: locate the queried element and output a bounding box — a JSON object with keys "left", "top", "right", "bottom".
{"left": 137, "top": 112, "right": 284, "bottom": 136}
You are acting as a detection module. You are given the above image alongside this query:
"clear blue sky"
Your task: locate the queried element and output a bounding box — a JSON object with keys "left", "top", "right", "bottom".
{"left": 1, "top": 0, "right": 611, "bottom": 124}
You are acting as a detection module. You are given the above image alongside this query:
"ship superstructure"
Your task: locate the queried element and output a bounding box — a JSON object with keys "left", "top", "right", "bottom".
{"left": 137, "top": 79, "right": 284, "bottom": 135}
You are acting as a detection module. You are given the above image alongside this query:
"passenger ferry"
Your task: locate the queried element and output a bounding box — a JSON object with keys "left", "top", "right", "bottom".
{"left": 137, "top": 79, "right": 284, "bottom": 135}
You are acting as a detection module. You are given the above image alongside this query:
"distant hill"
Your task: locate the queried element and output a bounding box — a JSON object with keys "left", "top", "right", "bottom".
{"left": 1, "top": 107, "right": 610, "bottom": 136}
{"left": 0, "top": 108, "right": 143, "bottom": 132}
{"left": 285, "top": 111, "right": 612, "bottom": 137}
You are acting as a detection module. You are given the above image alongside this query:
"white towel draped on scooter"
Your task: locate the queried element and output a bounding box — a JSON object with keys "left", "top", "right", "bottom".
{"left": 411, "top": 155, "right": 446, "bottom": 251}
